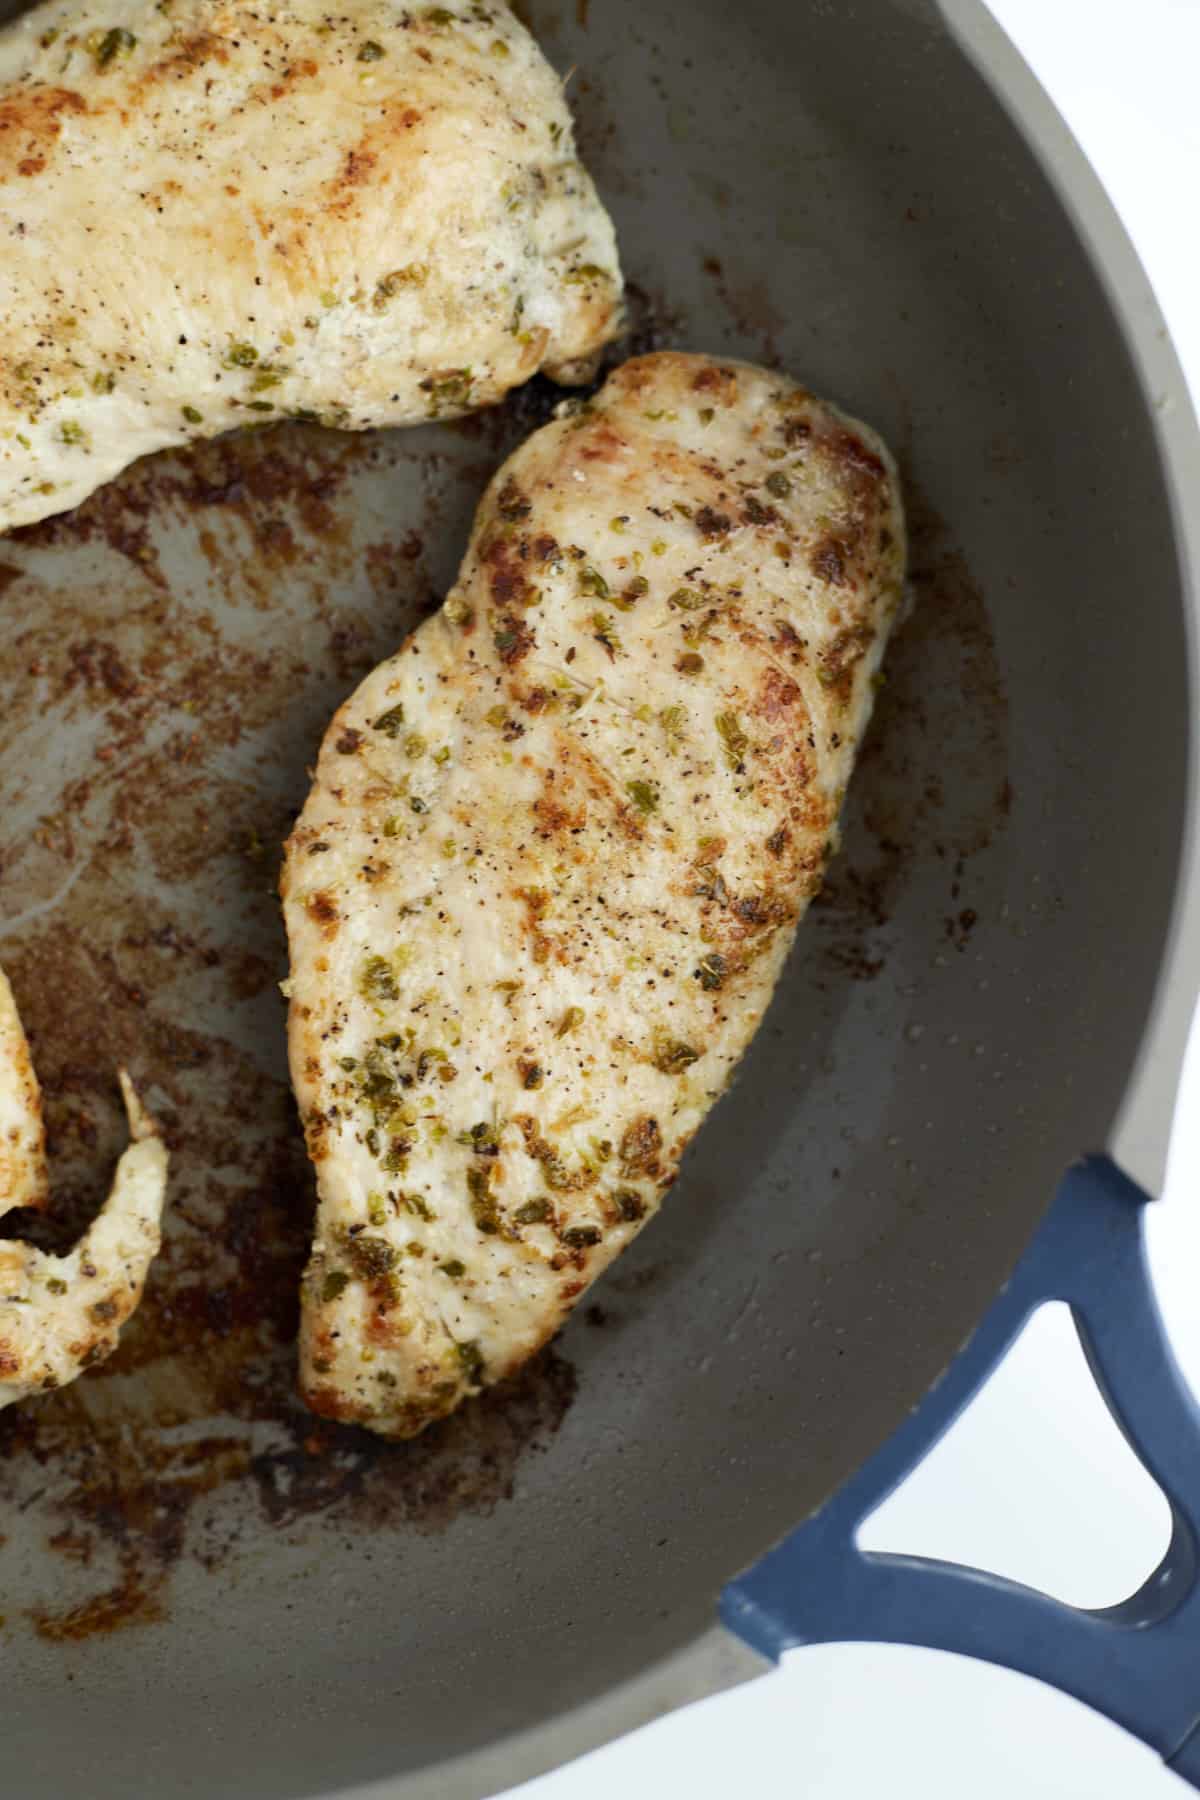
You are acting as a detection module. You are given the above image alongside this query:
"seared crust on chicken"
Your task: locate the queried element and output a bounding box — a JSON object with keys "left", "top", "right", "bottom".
{"left": 0, "top": 0, "right": 622, "bottom": 531}
{"left": 0, "top": 969, "right": 167, "bottom": 1408}
{"left": 282, "top": 351, "right": 906, "bottom": 1437}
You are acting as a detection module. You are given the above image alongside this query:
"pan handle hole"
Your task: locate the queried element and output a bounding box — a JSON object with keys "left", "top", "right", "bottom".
{"left": 855, "top": 1301, "right": 1171, "bottom": 1611}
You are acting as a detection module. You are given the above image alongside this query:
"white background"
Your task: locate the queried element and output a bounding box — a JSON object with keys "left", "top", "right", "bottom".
{"left": 505, "top": 3, "right": 1200, "bottom": 1796}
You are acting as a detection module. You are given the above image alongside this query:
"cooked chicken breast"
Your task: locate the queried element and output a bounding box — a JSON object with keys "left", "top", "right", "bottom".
{"left": 282, "top": 351, "right": 906, "bottom": 1437}
{"left": 0, "top": 968, "right": 167, "bottom": 1408}
{"left": 0, "top": 0, "right": 621, "bottom": 532}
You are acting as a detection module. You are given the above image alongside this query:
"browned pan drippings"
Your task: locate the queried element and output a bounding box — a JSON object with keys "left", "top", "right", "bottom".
{"left": 0, "top": 408, "right": 582, "bottom": 1642}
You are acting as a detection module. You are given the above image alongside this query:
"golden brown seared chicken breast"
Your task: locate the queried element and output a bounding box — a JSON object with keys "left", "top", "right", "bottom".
{"left": 0, "top": 968, "right": 167, "bottom": 1409}
{"left": 0, "top": 0, "right": 622, "bottom": 531}
{"left": 282, "top": 351, "right": 906, "bottom": 1437}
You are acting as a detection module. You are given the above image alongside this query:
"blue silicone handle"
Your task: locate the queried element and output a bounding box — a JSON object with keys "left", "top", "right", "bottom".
{"left": 720, "top": 1156, "right": 1200, "bottom": 1782}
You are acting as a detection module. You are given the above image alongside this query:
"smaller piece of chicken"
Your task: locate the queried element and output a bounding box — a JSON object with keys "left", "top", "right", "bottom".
{"left": 0, "top": 968, "right": 167, "bottom": 1408}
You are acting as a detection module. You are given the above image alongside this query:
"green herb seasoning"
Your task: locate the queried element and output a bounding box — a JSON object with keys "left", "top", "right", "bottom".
{"left": 322, "top": 1269, "right": 350, "bottom": 1302}
{"left": 439, "top": 1259, "right": 466, "bottom": 1278}
{"left": 59, "top": 420, "right": 88, "bottom": 446}
{"left": 611, "top": 574, "right": 650, "bottom": 613}
{"left": 766, "top": 470, "right": 793, "bottom": 499}
{"left": 357, "top": 37, "right": 386, "bottom": 59}
{"left": 251, "top": 364, "right": 288, "bottom": 392}
{"left": 613, "top": 1188, "right": 646, "bottom": 1222}
{"left": 456, "top": 1340, "right": 485, "bottom": 1385}
{"left": 181, "top": 404, "right": 203, "bottom": 423}
{"left": 224, "top": 341, "right": 259, "bottom": 368}
{"left": 592, "top": 613, "right": 619, "bottom": 658}
{"left": 345, "top": 1235, "right": 398, "bottom": 1280}
{"left": 92, "top": 25, "right": 136, "bottom": 65}
{"left": 561, "top": 1224, "right": 601, "bottom": 1249}
{"left": 467, "top": 1166, "right": 501, "bottom": 1234}
{"left": 696, "top": 951, "right": 728, "bottom": 991}
{"left": 556, "top": 1005, "right": 584, "bottom": 1037}
{"left": 371, "top": 704, "right": 406, "bottom": 737}
{"left": 515, "top": 1197, "right": 552, "bottom": 1225}
{"left": 578, "top": 566, "right": 610, "bottom": 599}
{"left": 374, "top": 265, "right": 428, "bottom": 308}
{"left": 421, "top": 369, "right": 472, "bottom": 415}
{"left": 459, "top": 1119, "right": 500, "bottom": 1156}
{"left": 660, "top": 704, "right": 687, "bottom": 750}
{"left": 653, "top": 1039, "right": 701, "bottom": 1075}
{"left": 359, "top": 955, "right": 400, "bottom": 1005}
{"left": 625, "top": 779, "right": 659, "bottom": 817}
{"left": 715, "top": 711, "right": 749, "bottom": 770}
{"left": 693, "top": 861, "right": 730, "bottom": 907}
{"left": 382, "top": 1137, "right": 412, "bottom": 1173}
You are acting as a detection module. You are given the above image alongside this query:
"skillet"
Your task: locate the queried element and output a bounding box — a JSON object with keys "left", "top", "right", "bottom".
{"left": 0, "top": 0, "right": 1198, "bottom": 1794}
